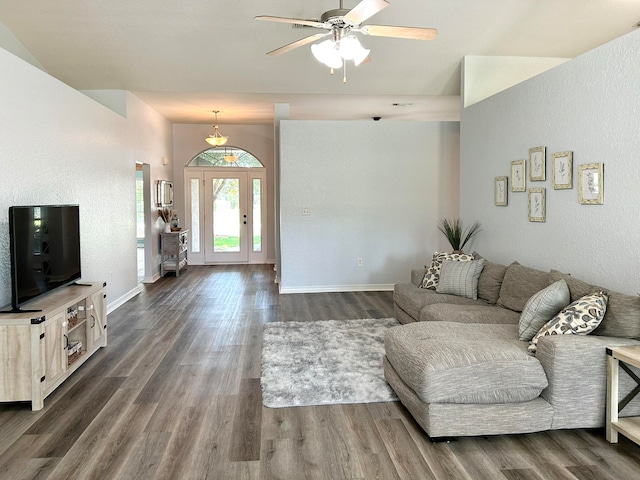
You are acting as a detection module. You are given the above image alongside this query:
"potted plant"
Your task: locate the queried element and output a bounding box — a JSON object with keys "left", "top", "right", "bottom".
{"left": 437, "top": 218, "right": 481, "bottom": 253}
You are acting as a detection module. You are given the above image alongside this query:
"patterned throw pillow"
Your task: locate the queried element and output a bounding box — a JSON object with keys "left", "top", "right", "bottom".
{"left": 518, "top": 279, "right": 570, "bottom": 341}
{"left": 436, "top": 258, "right": 485, "bottom": 299}
{"left": 528, "top": 291, "right": 608, "bottom": 354}
{"left": 420, "top": 252, "right": 474, "bottom": 289}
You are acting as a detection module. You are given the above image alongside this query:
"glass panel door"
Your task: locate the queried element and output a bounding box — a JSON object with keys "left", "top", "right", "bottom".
{"left": 253, "top": 178, "right": 262, "bottom": 253}
{"left": 204, "top": 171, "right": 249, "bottom": 263}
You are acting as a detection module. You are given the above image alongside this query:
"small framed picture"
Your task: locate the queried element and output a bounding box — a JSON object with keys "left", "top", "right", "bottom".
{"left": 510, "top": 160, "right": 526, "bottom": 192}
{"left": 529, "top": 146, "right": 546, "bottom": 181}
{"left": 528, "top": 188, "right": 546, "bottom": 222}
{"left": 495, "top": 176, "right": 508, "bottom": 206}
{"left": 578, "top": 163, "right": 604, "bottom": 204}
{"left": 552, "top": 151, "right": 573, "bottom": 189}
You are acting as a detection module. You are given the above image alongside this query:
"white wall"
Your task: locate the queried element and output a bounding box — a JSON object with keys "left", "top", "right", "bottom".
{"left": 279, "top": 120, "right": 461, "bottom": 292}
{"left": 462, "top": 55, "right": 569, "bottom": 107}
{"left": 460, "top": 29, "right": 640, "bottom": 295}
{"left": 172, "top": 123, "right": 276, "bottom": 263}
{"left": 0, "top": 47, "right": 172, "bottom": 310}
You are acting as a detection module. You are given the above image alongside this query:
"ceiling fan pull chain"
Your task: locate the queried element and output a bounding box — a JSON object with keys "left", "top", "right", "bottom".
{"left": 343, "top": 59, "right": 347, "bottom": 83}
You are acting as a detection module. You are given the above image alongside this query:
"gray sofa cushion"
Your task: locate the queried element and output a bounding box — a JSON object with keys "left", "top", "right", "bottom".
{"left": 477, "top": 260, "right": 508, "bottom": 304}
{"left": 497, "top": 262, "right": 550, "bottom": 312}
{"left": 419, "top": 304, "right": 519, "bottom": 325}
{"left": 393, "top": 282, "right": 484, "bottom": 321}
{"left": 549, "top": 269, "right": 600, "bottom": 302}
{"left": 385, "top": 322, "right": 548, "bottom": 405}
{"left": 384, "top": 356, "right": 555, "bottom": 438}
{"left": 549, "top": 269, "right": 640, "bottom": 339}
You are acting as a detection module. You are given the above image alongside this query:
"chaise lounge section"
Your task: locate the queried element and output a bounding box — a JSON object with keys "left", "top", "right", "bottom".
{"left": 385, "top": 256, "right": 640, "bottom": 439}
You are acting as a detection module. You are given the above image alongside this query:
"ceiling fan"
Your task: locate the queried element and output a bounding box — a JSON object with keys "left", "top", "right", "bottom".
{"left": 255, "top": 0, "right": 437, "bottom": 76}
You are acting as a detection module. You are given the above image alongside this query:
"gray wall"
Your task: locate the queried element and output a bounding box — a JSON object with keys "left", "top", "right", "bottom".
{"left": 0, "top": 47, "right": 172, "bottom": 309}
{"left": 279, "top": 120, "right": 461, "bottom": 292}
{"left": 460, "top": 29, "right": 640, "bottom": 295}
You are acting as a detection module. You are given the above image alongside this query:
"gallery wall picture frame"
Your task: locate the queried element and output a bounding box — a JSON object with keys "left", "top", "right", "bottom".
{"left": 552, "top": 151, "right": 573, "bottom": 189}
{"left": 529, "top": 146, "right": 546, "bottom": 181}
{"left": 528, "top": 188, "right": 546, "bottom": 222}
{"left": 495, "top": 176, "right": 508, "bottom": 206}
{"left": 510, "top": 160, "right": 526, "bottom": 192}
{"left": 578, "top": 163, "right": 604, "bottom": 205}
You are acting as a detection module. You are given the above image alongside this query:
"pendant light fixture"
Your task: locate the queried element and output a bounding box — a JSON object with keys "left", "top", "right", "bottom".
{"left": 223, "top": 147, "right": 238, "bottom": 163}
{"left": 205, "top": 110, "right": 229, "bottom": 146}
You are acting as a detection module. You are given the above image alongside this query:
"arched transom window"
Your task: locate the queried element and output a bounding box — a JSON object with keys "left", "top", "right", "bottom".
{"left": 188, "top": 147, "right": 264, "bottom": 168}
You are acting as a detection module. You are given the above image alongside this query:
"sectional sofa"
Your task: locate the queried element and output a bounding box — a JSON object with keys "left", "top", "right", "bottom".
{"left": 385, "top": 255, "right": 640, "bottom": 439}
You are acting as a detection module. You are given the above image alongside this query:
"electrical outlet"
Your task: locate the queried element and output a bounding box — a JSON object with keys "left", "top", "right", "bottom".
{"left": 357, "top": 258, "right": 363, "bottom": 267}
{"left": 302, "top": 207, "right": 311, "bottom": 216}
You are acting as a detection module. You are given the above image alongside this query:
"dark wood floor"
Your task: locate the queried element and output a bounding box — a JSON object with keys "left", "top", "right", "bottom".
{"left": 1, "top": 265, "right": 640, "bottom": 479}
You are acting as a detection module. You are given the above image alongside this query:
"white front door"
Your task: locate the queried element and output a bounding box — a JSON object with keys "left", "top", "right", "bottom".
{"left": 200, "top": 170, "right": 265, "bottom": 264}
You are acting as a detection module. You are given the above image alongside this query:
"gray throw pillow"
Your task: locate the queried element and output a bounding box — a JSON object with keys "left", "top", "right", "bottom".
{"left": 436, "top": 258, "right": 485, "bottom": 300}
{"left": 420, "top": 252, "right": 474, "bottom": 289}
{"left": 518, "top": 279, "right": 570, "bottom": 341}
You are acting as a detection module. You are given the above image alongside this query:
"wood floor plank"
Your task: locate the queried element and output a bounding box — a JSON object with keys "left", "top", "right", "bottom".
{"left": 176, "top": 395, "right": 237, "bottom": 480}
{"left": 2, "top": 265, "right": 640, "bottom": 479}
{"left": 375, "top": 418, "right": 436, "bottom": 480}
{"left": 26, "top": 376, "right": 126, "bottom": 457}
{"left": 117, "top": 431, "right": 171, "bottom": 480}
{"left": 228, "top": 378, "right": 262, "bottom": 462}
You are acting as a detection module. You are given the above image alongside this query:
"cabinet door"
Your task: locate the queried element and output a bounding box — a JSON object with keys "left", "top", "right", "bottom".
{"left": 87, "top": 290, "right": 107, "bottom": 349}
{"left": 43, "top": 312, "right": 66, "bottom": 393}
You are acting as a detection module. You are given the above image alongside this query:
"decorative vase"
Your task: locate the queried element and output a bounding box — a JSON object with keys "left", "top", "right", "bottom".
{"left": 164, "top": 223, "right": 171, "bottom": 233}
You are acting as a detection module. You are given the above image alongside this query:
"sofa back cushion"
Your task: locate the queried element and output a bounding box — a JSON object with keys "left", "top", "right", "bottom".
{"left": 549, "top": 269, "right": 640, "bottom": 339}
{"left": 477, "top": 261, "right": 508, "bottom": 304}
{"left": 549, "top": 269, "right": 600, "bottom": 302}
{"left": 497, "top": 262, "right": 550, "bottom": 312}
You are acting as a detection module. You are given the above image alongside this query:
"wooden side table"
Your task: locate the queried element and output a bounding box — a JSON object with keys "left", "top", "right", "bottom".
{"left": 606, "top": 345, "right": 640, "bottom": 444}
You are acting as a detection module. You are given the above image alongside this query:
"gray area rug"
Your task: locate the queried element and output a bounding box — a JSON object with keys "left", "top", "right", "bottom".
{"left": 261, "top": 318, "right": 399, "bottom": 408}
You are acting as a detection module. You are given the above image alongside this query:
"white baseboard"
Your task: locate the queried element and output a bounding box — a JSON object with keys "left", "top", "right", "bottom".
{"left": 142, "top": 273, "right": 160, "bottom": 284}
{"left": 107, "top": 284, "right": 143, "bottom": 314}
{"left": 279, "top": 284, "right": 394, "bottom": 294}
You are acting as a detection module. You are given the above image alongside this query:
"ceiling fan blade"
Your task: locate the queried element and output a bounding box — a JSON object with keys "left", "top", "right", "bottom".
{"left": 266, "top": 33, "right": 328, "bottom": 56}
{"left": 255, "top": 15, "right": 325, "bottom": 29}
{"left": 360, "top": 24, "right": 438, "bottom": 40}
{"left": 344, "top": 0, "right": 389, "bottom": 25}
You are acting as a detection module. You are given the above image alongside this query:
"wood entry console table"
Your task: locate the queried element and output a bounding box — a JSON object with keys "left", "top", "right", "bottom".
{"left": 606, "top": 345, "right": 640, "bottom": 445}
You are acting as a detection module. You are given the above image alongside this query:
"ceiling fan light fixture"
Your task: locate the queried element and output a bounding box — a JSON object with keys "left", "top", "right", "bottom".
{"left": 338, "top": 35, "right": 363, "bottom": 60}
{"left": 312, "top": 40, "right": 343, "bottom": 68}
{"left": 352, "top": 45, "right": 370, "bottom": 66}
{"left": 205, "top": 110, "right": 229, "bottom": 146}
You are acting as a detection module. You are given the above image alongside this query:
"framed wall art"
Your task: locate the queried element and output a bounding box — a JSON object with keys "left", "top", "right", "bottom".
{"left": 578, "top": 163, "right": 604, "bottom": 204}
{"left": 528, "top": 188, "right": 546, "bottom": 222}
{"left": 510, "top": 160, "right": 526, "bottom": 192}
{"left": 529, "top": 146, "right": 546, "bottom": 181}
{"left": 552, "top": 151, "right": 573, "bottom": 189}
{"left": 495, "top": 176, "right": 508, "bottom": 206}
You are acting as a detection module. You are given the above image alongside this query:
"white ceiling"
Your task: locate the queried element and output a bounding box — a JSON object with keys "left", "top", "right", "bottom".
{"left": 0, "top": 0, "right": 638, "bottom": 124}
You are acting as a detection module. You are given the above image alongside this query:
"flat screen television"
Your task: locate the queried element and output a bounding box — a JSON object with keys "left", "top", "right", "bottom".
{"left": 6, "top": 205, "right": 81, "bottom": 312}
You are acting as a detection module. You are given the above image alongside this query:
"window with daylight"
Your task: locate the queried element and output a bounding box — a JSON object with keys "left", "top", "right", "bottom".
{"left": 187, "top": 147, "right": 264, "bottom": 168}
